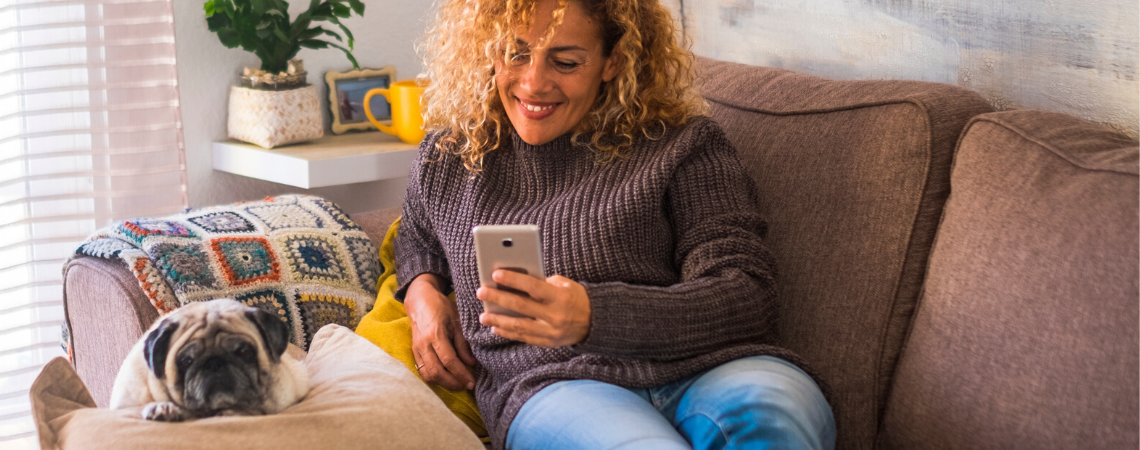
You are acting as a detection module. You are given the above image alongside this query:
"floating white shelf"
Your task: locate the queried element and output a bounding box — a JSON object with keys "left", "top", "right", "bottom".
{"left": 212, "top": 132, "right": 419, "bottom": 189}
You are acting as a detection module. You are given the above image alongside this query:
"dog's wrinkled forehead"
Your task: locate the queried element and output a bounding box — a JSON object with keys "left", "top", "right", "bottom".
{"left": 169, "top": 299, "right": 259, "bottom": 341}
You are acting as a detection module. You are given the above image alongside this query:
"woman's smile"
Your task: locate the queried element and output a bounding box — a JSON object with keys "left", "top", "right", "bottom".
{"left": 515, "top": 97, "right": 560, "bottom": 120}
{"left": 495, "top": 0, "right": 620, "bottom": 146}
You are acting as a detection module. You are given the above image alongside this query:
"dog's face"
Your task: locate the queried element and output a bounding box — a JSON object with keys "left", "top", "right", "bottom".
{"left": 143, "top": 299, "right": 291, "bottom": 419}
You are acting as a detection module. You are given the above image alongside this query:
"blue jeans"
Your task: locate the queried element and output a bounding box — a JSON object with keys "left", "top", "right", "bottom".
{"left": 506, "top": 356, "right": 835, "bottom": 450}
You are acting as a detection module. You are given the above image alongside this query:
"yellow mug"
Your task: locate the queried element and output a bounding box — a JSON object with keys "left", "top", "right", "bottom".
{"left": 364, "top": 79, "right": 426, "bottom": 144}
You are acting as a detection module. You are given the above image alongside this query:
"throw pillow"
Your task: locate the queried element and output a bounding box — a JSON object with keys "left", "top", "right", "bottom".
{"left": 354, "top": 217, "right": 489, "bottom": 441}
{"left": 30, "top": 325, "right": 485, "bottom": 450}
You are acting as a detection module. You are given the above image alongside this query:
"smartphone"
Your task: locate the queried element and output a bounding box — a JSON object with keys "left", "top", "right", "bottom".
{"left": 472, "top": 224, "right": 545, "bottom": 318}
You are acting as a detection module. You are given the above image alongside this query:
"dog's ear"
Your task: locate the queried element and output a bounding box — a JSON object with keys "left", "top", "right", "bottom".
{"left": 143, "top": 318, "right": 179, "bottom": 379}
{"left": 245, "top": 308, "right": 289, "bottom": 362}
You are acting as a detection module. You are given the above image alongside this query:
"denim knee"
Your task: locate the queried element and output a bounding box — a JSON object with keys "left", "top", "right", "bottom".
{"left": 670, "top": 356, "right": 836, "bottom": 450}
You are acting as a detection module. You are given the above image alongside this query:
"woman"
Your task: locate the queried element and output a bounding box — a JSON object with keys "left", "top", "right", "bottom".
{"left": 395, "top": 0, "right": 836, "bottom": 449}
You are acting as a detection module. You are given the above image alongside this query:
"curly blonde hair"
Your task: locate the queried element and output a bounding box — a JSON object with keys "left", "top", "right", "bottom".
{"left": 419, "top": 0, "right": 707, "bottom": 172}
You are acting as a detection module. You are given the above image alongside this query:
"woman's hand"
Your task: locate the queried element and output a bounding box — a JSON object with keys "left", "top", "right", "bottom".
{"left": 476, "top": 270, "right": 591, "bottom": 347}
{"left": 404, "top": 273, "right": 477, "bottom": 391}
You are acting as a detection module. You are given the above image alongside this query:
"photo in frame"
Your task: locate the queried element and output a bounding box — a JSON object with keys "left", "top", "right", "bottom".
{"left": 325, "top": 66, "right": 396, "bottom": 134}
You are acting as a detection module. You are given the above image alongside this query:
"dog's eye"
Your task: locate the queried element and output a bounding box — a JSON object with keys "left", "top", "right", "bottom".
{"left": 235, "top": 344, "right": 255, "bottom": 362}
{"left": 177, "top": 356, "right": 193, "bottom": 371}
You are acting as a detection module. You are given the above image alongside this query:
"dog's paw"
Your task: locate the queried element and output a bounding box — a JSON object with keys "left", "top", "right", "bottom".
{"left": 141, "top": 402, "right": 187, "bottom": 422}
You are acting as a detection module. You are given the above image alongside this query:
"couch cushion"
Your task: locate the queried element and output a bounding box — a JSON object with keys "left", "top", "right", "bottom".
{"left": 696, "top": 57, "right": 993, "bottom": 449}
{"left": 31, "top": 324, "right": 485, "bottom": 450}
{"left": 879, "top": 111, "right": 1139, "bottom": 449}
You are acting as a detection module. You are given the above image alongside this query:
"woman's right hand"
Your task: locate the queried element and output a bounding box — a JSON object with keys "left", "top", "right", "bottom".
{"left": 404, "top": 273, "right": 477, "bottom": 391}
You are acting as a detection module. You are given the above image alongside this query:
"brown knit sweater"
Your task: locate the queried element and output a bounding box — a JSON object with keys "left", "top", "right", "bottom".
{"left": 395, "top": 117, "right": 810, "bottom": 449}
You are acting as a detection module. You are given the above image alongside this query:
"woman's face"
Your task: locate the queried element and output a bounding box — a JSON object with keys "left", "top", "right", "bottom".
{"left": 495, "top": 0, "right": 621, "bottom": 146}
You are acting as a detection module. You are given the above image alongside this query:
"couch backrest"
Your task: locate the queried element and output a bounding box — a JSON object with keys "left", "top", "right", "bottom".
{"left": 695, "top": 57, "right": 993, "bottom": 449}
{"left": 880, "top": 111, "right": 1139, "bottom": 449}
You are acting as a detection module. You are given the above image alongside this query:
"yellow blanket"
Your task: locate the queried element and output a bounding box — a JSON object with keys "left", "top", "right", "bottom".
{"left": 354, "top": 217, "right": 488, "bottom": 441}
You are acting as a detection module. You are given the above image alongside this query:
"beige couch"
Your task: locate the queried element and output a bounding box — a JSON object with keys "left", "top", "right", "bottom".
{"left": 62, "top": 58, "right": 1139, "bottom": 449}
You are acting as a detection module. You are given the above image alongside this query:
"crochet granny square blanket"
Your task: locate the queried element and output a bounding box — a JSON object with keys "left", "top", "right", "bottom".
{"left": 73, "top": 194, "right": 380, "bottom": 349}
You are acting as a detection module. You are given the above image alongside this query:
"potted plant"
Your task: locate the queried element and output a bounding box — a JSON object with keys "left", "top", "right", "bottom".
{"left": 205, "top": 0, "right": 365, "bottom": 148}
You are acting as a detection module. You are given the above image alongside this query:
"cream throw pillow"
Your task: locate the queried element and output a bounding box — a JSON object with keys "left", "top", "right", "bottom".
{"left": 31, "top": 324, "right": 484, "bottom": 450}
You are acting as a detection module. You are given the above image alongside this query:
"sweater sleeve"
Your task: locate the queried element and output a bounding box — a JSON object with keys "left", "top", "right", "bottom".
{"left": 393, "top": 133, "right": 453, "bottom": 300}
{"left": 573, "top": 121, "right": 778, "bottom": 361}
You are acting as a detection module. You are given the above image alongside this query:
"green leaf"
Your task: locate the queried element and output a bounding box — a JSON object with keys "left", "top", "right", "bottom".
{"left": 206, "top": 12, "right": 231, "bottom": 31}
{"left": 319, "top": 39, "right": 359, "bottom": 70}
{"left": 319, "top": 28, "right": 343, "bottom": 42}
{"left": 341, "top": 48, "right": 359, "bottom": 70}
{"left": 250, "top": 0, "right": 267, "bottom": 13}
{"left": 299, "top": 39, "right": 329, "bottom": 49}
{"left": 297, "top": 26, "right": 324, "bottom": 40}
{"left": 331, "top": 3, "right": 350, "bottom": 18}
{"left": 290, "top": 11, "right": 312, "bottom": 37}
{"left": 285, "top": 44, "right": 303, "bottom": 63}
{"left": 347, "top": 0, "right": 364, "bottom": 15}
{"left": 239, "top": 28, "right": 261, "bottom": 52}
{"left": 301, "top": 26, "right": 343, "bottom": 43}
{"left": 273, "top": 28, "right": 290, "bottom": 43}
{"left": 269, "top": 43, "right": 294, "bottom": 71}
{"left": 204, "top": 0, "right": 216, "bottom": 17}
{"left": 232, "top": 0, "right": 251, "bottom": 16}
{"left": 217, "top": 28, "right": 242, "bottom": 48}
{"left": 312, "top": 3, "right": 334, "bottom": 18}
{"left": 220, "top": 0, "right": 237, "bottom": 20}
{"left": 325, "top": 15, "right": 354, "bottom": 49}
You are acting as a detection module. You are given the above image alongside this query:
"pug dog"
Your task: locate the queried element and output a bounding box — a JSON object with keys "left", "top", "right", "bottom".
{"left": 109, "top": 298, "right": 309, "bottom": 421}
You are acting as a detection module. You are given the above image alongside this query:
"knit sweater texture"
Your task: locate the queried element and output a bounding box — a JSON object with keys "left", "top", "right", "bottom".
{"left": 394, "top": 117, "right": 814, "bottom": 449}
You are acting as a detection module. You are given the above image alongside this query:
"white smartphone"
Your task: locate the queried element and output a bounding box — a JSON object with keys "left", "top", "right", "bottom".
{"left": 472, "top": 224, "right": 545, "bottom": 318}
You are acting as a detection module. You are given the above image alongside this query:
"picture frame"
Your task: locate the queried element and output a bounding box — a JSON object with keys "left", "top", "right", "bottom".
{"left": 325, "top": 66, "right": 396, "bottom": 134}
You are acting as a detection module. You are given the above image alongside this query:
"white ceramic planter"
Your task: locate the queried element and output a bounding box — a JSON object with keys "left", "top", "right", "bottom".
{"left": 227, "top": 84, "right": 323, "bottom": 149}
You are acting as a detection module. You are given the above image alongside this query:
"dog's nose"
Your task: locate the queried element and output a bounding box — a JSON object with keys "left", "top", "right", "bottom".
{"left": 197, "top": 357, "right": 238, "bottom": 391}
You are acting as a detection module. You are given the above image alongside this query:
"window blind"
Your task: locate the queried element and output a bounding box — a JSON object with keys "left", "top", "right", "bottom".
{"left": 0, "top": 0, "right": 187, "bottom": 446}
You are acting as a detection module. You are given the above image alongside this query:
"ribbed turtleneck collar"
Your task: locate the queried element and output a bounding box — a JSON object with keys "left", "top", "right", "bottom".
{"left": 509, "top": 130, "right": 581, "bottom": 157}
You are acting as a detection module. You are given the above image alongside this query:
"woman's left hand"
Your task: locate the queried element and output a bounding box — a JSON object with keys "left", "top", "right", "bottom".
{"left": 477, "top": 270, "right": 591, "bottom": 347}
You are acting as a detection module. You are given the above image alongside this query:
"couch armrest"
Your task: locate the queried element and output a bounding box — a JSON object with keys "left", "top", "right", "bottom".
{"left": 62, "top": 256, "right": 160, "bottom": 407}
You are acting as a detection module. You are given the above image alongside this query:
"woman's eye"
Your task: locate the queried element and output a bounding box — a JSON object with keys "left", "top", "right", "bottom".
{"left": 554, "top": 60, "right": 580, "bottom": 70}
{"left": 509, "top": 52, "right": 530, "bottom": 64}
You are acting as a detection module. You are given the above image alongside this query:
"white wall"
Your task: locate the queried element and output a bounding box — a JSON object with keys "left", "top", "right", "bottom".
{"left": 172, "top": 0, "right": 436, "bottom": 213}
{"left": 674, "top": 0, "right": 1139, "bottom": 138}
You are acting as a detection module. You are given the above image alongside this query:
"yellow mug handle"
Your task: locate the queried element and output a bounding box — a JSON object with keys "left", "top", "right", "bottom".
{"left": 364, "top": 88, "right": 397, "bottom": 136}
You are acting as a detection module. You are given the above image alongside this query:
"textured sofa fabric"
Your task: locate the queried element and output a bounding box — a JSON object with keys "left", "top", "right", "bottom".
{"left": 696, "top": 57, "right": 994, "bottom": 449}
{"left": 63, "top": 257, "right": 161, "bottom": 407}
{"left": 879, "top": 111, "right": 1140, "bottom": 449}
